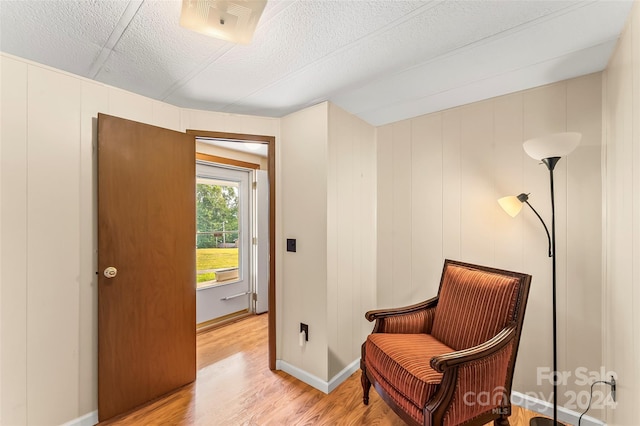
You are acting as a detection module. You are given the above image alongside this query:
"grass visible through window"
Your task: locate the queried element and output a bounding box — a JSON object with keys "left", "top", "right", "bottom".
{"left": 196, "top": 248, "right": 239, "bottom": 284}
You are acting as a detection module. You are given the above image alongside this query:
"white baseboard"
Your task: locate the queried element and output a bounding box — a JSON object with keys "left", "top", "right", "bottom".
{"left": 511, "top": 391, "right": 605, "bottom": 426}
{"left": 276, "top": 360, "right": 329, "bottom": 393}
{"left": 328, "top": 359, "right": 361, "bottom": 393}
{"left": 276, "top": 358, "right": 360, "bottom": 394}
{"left": 60, "top": 410, "right": 98, "bottom": 426}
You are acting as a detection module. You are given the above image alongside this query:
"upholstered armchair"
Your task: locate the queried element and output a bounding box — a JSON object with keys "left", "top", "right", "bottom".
{"left": 361, "top": 259, "right": 531, "bottom": 426}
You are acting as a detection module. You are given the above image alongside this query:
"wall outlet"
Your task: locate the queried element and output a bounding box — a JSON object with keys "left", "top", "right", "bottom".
{"left": 300, "top": 323, "right": 308, "bottom": 341}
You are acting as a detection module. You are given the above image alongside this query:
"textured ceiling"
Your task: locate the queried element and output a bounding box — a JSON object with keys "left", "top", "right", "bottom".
{"left": 0, "top": 0, "right": 634, "bottom": 126}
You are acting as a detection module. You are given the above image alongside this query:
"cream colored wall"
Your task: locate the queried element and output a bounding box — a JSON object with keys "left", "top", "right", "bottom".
{"left": 602, "top": 2, "right": 640, "bottom": 424}
{"left": 1, "top": 54, "right": 29, "bottom": 426}
{"left": 182, "top": 106, "right": 279, "bottom": 139}
{"left": 278, "top": 102, "right": 377, "bottom": 382}
{"left": 376, "top": 73, "right": 603, "bottom": 410}
{"left": 0, "top": 53, "right": 279, "bottom": 425}
{"left": 280, "top": 103, "right": 330, "bottom": 380}
{"left": 326, "top": 103, "right": 376, "bottom": 378}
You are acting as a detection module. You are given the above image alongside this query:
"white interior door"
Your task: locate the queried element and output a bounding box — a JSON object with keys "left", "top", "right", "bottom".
{"left": 195, "top": 161, "right": 251, "bottom": 324}
{"left": 255, "top": 170, "right": 269, "bottom": 314}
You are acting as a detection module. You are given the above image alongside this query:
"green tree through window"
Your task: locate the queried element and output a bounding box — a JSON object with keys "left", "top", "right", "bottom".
{"left": 196, "top": 183, "right": 239, "bottom": 249}
{"left": 196, "top": 180, "right": 240, "bottom": 285}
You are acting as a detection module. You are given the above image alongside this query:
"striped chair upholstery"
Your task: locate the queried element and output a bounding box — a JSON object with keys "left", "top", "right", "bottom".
{"left": 430, "top": 265, "right": 519, "bottom": 350}
{"left": 361, "top": 260, "right": 531, "bottom": 426}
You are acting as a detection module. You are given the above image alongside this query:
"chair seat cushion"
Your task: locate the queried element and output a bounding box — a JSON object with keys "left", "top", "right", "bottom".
{"left": 365, "top": 333, "right": 454, "bottom": 409}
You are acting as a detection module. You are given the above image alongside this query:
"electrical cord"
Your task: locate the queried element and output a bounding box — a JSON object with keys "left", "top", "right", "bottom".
{"left": 578, "top": 377, "right": 616, "bottom": 426}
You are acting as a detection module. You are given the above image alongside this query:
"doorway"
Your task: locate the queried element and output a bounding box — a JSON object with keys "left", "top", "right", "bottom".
{"left": 188, "top": 130, "right": 276, "bottom": 370}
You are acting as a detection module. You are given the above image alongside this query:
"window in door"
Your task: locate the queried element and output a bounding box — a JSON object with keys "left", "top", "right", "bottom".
{"left": 196, "top": 177, "right": 240, "bottom": 289}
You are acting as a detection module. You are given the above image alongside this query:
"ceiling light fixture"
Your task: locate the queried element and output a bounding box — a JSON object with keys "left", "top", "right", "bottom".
{"left": 180, "top": 0, "right": 267, "bottom": 44}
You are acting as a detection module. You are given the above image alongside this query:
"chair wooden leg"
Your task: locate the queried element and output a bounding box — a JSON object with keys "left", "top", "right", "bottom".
{"left": 361, "top": 370, "right": 371, "bottom": 405}
{"left": 494, "top": 415, "right": 510, "bottom": 426}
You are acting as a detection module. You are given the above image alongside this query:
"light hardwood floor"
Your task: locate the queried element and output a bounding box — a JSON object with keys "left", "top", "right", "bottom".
{"left": 102, "top": 314, "right": 543, "bottom": 425}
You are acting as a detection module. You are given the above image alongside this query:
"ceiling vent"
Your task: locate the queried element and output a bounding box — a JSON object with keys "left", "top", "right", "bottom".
{"left": 180, "top": 0, "right": 267, "bottom": 44}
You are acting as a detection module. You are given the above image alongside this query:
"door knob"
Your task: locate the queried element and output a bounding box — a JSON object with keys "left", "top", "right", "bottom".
{"left": 104, "top": 267, "right": 118, "bottom": 278}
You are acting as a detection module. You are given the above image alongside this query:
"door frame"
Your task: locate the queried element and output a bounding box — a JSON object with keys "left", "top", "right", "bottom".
{"left": 188, "top": 130, "right": 276, "bottom": 370}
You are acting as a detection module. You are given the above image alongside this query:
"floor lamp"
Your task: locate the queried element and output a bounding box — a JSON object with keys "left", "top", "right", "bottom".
{"left": 498, "top": 132, "right": 581, "bottom": 426}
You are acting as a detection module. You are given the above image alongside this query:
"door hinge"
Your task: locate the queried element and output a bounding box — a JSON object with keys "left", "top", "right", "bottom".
{"left": 253, "top": 237, "right": 258, "bottom": 245}
{"left": 252, "top": 292, "right": 257, "bottom": 301}
{"left": 252, "top": 181, "right": 257, "bottom": 189}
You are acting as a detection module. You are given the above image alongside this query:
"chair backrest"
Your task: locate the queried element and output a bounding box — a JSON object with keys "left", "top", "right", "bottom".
{"left": 430, "top": 260, "right": 528, "bottom": 351}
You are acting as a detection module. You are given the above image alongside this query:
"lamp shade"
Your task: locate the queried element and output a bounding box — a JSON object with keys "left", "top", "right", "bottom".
{"left": 523, "top": 132, "right": 581, "bottom": 161}
{"left": 498, "top": 195, "right": 524, "bottom": 217}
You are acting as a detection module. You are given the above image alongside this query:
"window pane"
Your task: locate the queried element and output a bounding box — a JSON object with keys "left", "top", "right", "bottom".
{"left": 195, "top": 179, "right": 240, "bottom": 287}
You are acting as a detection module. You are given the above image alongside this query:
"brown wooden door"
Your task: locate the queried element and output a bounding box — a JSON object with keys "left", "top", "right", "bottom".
{"left": 97, "top": 113, "right": 196, "bottom": 421}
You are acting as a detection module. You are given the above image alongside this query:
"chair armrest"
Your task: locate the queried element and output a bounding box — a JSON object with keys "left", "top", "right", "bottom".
{"left": 365, "top": 297, "right": 438, "bottom": 334}
{"left": 430, "top": 324, "right": 516, "bottom": 373}
{"left": 365, "top": 296, "right": 438, "bottom": 321}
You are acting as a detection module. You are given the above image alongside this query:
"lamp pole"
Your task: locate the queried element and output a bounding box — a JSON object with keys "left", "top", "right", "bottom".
{"left": 542, "top": 156, "right": 561, "bottom": 425}
{"left": 499, "top": 162, "right": 562, "bottom": 426}
{"left": 500, "top": 131, "right": 581, "bottom": 426}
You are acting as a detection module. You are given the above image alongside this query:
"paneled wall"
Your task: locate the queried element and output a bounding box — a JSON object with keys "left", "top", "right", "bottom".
{"left": 376, "top": 73, "right": 603, "bottom": 409}
{"left": 280, "top": 103, "right": 330, "bottom": 380}
{"left": 279, "top": 103, "right": 377, "bottom": 382}
{"left": 0, "top": 53, "right": 279, "bottom": 425}
{"left": 327, "top": 103, "right": 376, "bottom": 378}
{"left": 602, "top": 2, "right": 640, "bottom": 424}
